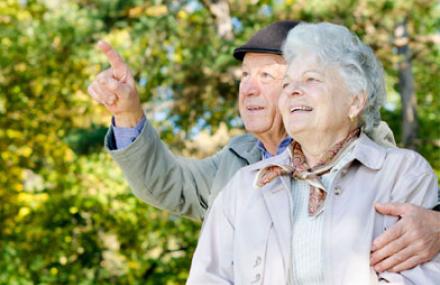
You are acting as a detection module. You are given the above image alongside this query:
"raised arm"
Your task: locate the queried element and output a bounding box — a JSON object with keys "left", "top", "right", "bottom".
{"left": 88, "top": 41, "right": 225, "bottom": 220}
{"left": 105, "top": 118, "right": 225, "bottom": 220}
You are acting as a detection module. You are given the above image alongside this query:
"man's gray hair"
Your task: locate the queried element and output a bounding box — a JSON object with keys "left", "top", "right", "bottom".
{"left": 282, "top": 22, "right": 386, "bottom": 133}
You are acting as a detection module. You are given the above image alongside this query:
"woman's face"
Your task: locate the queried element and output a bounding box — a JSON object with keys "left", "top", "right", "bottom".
{"left": 278, "top": 54, "right": 362, "bottom": 140}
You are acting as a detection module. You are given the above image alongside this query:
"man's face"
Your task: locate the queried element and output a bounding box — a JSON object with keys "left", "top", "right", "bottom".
{"left": 238, "top": 53, "right": 287, "bottom": 138}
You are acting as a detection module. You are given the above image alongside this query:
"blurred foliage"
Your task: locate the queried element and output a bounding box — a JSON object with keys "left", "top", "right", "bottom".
{"left": 0, "top": 0, "right": 438, "bottom": 284}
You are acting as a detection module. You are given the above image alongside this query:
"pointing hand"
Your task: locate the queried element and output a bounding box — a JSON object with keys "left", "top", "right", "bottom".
{"left": 88, "top": 41, "right": 144, "bottom": 127}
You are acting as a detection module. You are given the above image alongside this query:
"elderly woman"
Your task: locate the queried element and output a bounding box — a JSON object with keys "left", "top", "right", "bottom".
{"left": 187, "top": 23, "right": 439, "bottom": 284}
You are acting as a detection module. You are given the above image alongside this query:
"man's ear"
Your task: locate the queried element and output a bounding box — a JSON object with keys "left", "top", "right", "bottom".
{"left": 348, "top": 92, "right": 368, "bottom": 119}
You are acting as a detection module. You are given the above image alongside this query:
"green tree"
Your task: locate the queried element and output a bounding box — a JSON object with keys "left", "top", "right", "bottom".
{"left": 0, "top": 0, "right": 438, "bottom": 284}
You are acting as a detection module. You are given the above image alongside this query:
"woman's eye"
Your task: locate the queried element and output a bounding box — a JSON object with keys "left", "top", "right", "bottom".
{"left": 306, "top": 77, "right": 320, "bottom": 83}
{"left": 282, "top": 83, "right": 289, "bottom": 89}
{"left": 241, "top": 72, "right": 249, "bottom": 78}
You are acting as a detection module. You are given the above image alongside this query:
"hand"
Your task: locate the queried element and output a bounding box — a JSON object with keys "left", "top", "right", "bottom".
{"left": 88, "top": 40, "right": 144, "bottom": 127}
{"left": 371, "top": 203, "right": 440, "bottom": 272}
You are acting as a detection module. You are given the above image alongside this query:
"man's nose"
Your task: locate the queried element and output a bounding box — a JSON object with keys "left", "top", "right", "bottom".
{"left": 240, "top": 76, "right": 259, "bottom": 96}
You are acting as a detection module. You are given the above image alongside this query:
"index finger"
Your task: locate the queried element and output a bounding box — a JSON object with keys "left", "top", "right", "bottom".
{"left": 97, "top": 40, "right": 127, "bottom": 80}
{"left": 371, "top": 221, "right": 404, "bottom": 252}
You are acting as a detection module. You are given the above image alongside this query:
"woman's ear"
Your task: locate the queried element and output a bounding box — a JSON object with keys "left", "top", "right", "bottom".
{"left": 348, "top": 92, "right": 367, "bottom": 120}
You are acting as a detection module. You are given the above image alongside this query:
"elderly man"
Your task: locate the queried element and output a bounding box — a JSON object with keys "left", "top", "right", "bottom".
{"left": 88, "top": 21, "right": 440, "bottom": 273}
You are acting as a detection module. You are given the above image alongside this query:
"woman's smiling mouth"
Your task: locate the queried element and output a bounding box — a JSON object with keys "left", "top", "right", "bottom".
{"left": 289, "top": 105, "right": 313, "bottom": 113}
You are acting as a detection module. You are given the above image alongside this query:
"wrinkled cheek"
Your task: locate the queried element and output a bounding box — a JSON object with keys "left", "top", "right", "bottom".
{"left": 279, "top": 107, "right": 289, "bottom": 122}
{"left": 237, "top": 99, "right": 245, "bottom": 116}
{"left": 277, "top": 99, "right": 284, "bottom": 111}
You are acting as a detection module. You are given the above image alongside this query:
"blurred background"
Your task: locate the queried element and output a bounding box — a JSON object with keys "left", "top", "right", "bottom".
{"left": 0, "top": 0, "right": 439, "bottom": 284}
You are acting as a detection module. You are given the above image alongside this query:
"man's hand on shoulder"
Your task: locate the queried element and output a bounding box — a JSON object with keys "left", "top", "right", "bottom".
{"left": 88, "top": 40, "right": 144, "bottom": 128}
{"left": 371, "top": 202, "right": 440, "bottom": 272}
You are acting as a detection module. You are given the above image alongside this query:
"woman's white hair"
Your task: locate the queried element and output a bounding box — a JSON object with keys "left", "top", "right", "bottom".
{"left": 282, "top": 22, "right": 386, "bottom": 133}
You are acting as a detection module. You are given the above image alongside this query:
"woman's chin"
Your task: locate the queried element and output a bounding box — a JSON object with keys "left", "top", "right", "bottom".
{"left": 286, "top": 126, "right": 309, "bottom": 139}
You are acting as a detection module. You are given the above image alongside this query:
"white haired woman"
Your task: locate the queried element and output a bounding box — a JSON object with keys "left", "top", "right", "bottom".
{"left": 187, "top": 23, "right": 439, "bottom": 284}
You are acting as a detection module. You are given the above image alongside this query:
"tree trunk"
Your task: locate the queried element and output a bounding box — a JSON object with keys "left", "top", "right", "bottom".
{"left": 202, "top": 0, "right": 234, "bottom": 40}
{"left": 395, "top": 18, "right": 418, "bottom": 149}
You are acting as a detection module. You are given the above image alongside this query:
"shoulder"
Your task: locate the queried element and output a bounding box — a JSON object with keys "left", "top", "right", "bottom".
{"left": 209, "top": 133, "right": 256, "bottom": 159}
{"left": 355, "top": 133, "right": 434, "bottom": 177}
{"left": 384, "top": 147, "right": 434, "bottom": 176}
{"left": 223, "top": 134, "right": 261, "bottom": 164}
{"left": 379, "top": 145, "right": 438, "bottom": 205}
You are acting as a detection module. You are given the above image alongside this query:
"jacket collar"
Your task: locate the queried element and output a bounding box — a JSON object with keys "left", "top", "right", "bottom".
{"left": 228, "top": 134, "right": 262, "bottom": 165}
{"left": 247, "top": 147, "right": 292, "bottom": 171}
{"left": 351, "top": 133, "right": 388, "bottom": 170}
{"left": 248, "top": 132, "right": 389, "bottom": 187}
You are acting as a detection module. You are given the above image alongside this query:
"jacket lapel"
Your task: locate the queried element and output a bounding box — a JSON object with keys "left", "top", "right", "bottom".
{"left": 228, "top": 135, "right": 261, "bottom": 165}
{"left": 261, "top": 177, "right": 292, "bottom": 268}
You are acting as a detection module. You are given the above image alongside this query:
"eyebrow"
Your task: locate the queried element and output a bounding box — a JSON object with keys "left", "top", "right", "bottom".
{"left": 242, "top": 62, "right": 283, "bottom": 69}
{"left": 302, "top": 69, "right": 323, "bottom": 74}
{"left": 285, "top": 68, "right": 323, "bottom": 77}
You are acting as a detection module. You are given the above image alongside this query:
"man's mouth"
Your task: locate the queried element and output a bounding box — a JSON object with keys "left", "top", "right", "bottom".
{"left": 289, "top": 105, "right": 313, "bottom": 113}
{"left": 246, "top": 105, "right": 265, "bottom": 111}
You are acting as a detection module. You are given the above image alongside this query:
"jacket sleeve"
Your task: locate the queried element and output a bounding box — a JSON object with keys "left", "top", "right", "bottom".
{"left": 105, "top": 118, "right": 226, "bottom": 221}
{"left": 378, "top": 151, "right": 440, "bottom": 284}
{"left": 187, "top": 188, "right": 235, "bottom": 284}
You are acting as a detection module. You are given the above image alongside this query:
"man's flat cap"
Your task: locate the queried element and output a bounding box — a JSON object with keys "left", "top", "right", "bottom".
{"left": 233, "top": 20, "right": 300, "bottom": 61}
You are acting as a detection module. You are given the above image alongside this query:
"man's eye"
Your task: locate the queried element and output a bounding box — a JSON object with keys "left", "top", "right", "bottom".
{"left": 241, "top": 72, "right": 249, "bottom": 78}
{"left": 262, "top": 72, "right": 273, "bottom": 79}
{"left": 282, "top": 83, "right": 289, "bottom": 89}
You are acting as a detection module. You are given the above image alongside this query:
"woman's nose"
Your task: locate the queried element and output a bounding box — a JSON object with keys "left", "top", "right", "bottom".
{"left": 285, "top": 82, "right": 303, "bottom": 97}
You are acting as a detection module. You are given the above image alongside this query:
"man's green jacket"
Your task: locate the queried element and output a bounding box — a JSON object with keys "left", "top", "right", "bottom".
{"left": 105, "top": 119, "right": 262, "bottom": 221}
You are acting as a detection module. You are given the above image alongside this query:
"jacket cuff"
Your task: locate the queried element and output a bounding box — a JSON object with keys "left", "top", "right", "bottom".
{"left": 104, "top": 113, "right": 155, "bottom": 162}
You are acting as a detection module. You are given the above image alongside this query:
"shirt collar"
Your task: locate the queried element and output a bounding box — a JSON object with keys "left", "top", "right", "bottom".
{"left": 256, "top": 136, "right": 293, "bottom": 159}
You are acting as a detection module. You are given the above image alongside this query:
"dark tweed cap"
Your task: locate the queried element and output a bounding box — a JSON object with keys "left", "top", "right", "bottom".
{"left": 233, "top": 20, "right": 300, "bottom": 61}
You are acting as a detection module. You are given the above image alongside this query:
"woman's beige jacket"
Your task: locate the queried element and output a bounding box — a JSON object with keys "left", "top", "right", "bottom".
{"left": 187, "top": 133, "right": 439, "bottom": 285}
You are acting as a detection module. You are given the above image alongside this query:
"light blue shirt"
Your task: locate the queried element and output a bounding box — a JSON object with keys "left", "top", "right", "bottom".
{"left": 112, "top": 116, "right": 146, "bottom": 149}
{"left": 256, "top": 136, "right": 293, "bottom": 159}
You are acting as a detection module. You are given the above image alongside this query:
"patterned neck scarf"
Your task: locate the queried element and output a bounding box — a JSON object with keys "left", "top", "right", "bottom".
{"left": 255, "top": 128, "right": 360, "bottom": 217}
